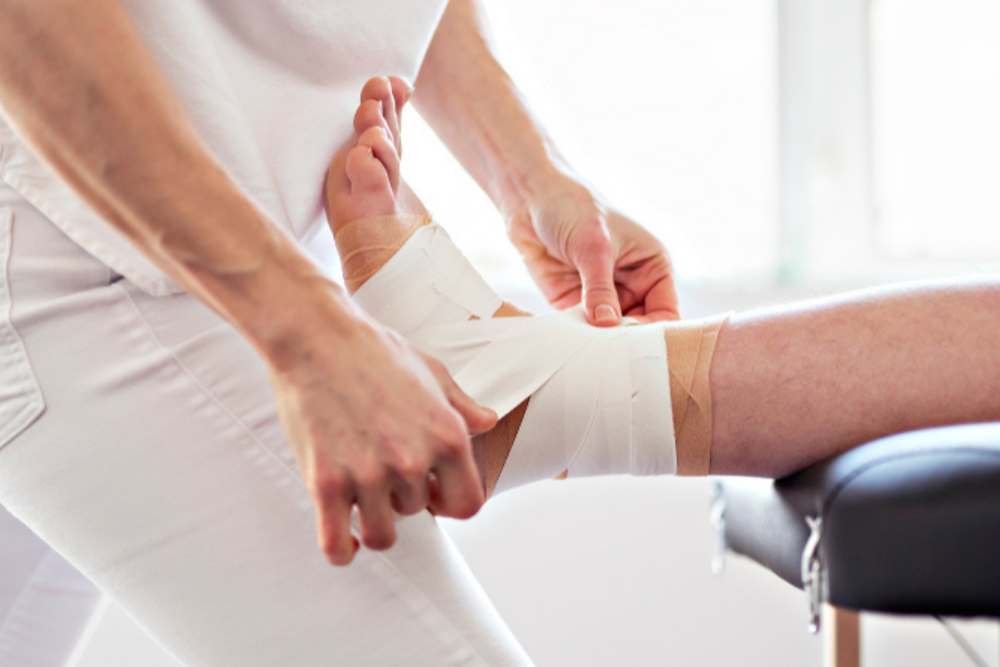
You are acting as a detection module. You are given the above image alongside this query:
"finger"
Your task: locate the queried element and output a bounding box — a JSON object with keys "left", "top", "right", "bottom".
{"left": 448, "top": 387, "right": 498, "bottom": 436}
{"left": 637, "top": 272, "right": 682, "bottom": 322}
{"left": 387, "top": 447, "right": 431, "bottom": 516}
{"left": 390, "top": 475, "right": 430, "bottom": 516}
{"left": 313, "top": 471, "right": 360, "bottom": 565}
{"left": 571, "top": 231, "right": 621, "bottom": 327}
{"left": 355, "top": 469, "right": 398, "bottom": 551}
{"left": 422, "top": 353, "right": 498, "bottom": 435}
{"left": 426, "top": 472, "right": 442, "bottom": 515}
{"left": 617, "top": 253, "right": 681, "bottom": 322}
{"left": 429, "top": 441, "right": 485, "bottom": 520}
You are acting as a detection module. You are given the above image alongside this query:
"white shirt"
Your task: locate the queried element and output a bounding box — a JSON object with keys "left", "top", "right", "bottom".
{"left": 0, "top": 0, "right": 448, "bottom": 296}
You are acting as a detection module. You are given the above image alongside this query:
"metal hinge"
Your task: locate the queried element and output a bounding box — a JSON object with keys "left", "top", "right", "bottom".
{"left": 801, "top": 515, "right": 825, "bottom": 634}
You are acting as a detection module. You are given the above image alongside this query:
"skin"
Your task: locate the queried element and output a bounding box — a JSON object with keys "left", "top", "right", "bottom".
{"left": 414, "top": 0, "right": 681, "bottom": 324}
{"left": 0, "top": 0, "right": 498, "bottom": 566}
{"left": 332, "top": 83, "right": 1000, "bottom": 483}
{"left": 710, "top": 281, "right": 1000, "bottom": 477}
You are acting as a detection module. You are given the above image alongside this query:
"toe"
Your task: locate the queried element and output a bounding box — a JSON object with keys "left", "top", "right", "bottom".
{"left": 360, "top": 76, "right": 401, "bottom": 154}
{"left": 345, "top": 144, "right": 392, "bottom": 196}
{"left": 324, "top": 147, "right": 353, "bottom": 224}
{"left": 387, "top": 76, "right": 413, "bottom": 153}
{"left": 353, "top": 99, "right": 390, "bottom": 139}
{"left": 388, "top": 76, "right": 413, "bottom": 112}
{"left": 358, "top": 126, "right": 400, "bottom": 193}
{"left": 360, "top": 76, "right": 394, "bottom": 104}
{"left": 326, "top": 77, "right": 412, "bottom": 229}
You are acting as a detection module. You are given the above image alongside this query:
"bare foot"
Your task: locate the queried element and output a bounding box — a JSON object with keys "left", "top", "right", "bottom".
{"left": 325, "top": 76, "right": 425, "bottom": 233}
{"left": 325, "top": 76, "right": 534, "bottom": 498}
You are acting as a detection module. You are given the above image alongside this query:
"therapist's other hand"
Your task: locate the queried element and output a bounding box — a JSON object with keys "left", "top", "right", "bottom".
{"left": 507, "top": 174, "right": 681, "bottom": 325}
{"left": 266, "top": 306, "right": 496, "bottom": 566}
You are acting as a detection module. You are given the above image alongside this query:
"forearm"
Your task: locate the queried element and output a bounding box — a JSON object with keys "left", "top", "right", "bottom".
{"left": 415, "top": 1, "right": 679, "bottom": 323}
{"left": 0, "top": 0, "right": 356, "bottom": 358}
{"left": 413, "top": 0, "right": 572, "bottom": 219}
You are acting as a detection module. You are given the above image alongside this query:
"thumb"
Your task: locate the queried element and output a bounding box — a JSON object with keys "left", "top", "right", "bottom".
{"left": 574, "top": 236, "right": 621, "bottom": 327}
{"left": 421, "top": 352, "right": 498, "bottom": 435}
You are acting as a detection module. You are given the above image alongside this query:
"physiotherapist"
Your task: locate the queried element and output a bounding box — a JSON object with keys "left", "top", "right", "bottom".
{"left": 0, "top": 0, "right": 678, "bottom": 664}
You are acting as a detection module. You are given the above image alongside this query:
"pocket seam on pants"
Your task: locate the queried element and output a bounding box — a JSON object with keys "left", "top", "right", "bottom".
{"left": 0, "top": 209, "right": 46, "bottom": 450}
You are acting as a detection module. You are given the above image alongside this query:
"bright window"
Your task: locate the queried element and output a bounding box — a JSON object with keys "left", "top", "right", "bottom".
{"left": 404, "top": 0, "right": 778, "bottom": 290}
{"left": 872, "top": 0, "right": 1000, "bottom": 260}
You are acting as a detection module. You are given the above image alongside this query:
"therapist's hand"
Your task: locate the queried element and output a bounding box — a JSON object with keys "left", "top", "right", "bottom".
{"left": 506, "top": 173, "right": 681, "bottom": 325}
{"left": 266, "top": 304, "right": 496, "bottom": 566}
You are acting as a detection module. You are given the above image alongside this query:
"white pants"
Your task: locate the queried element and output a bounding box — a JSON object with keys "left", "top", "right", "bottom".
{"left": 0, "top": 184, "right": 533, "bottom": 667}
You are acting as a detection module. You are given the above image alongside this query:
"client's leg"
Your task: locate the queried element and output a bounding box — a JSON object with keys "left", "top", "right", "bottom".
{"left": 710, "top": 282, "right": 1000, "bottom": 477}
{"left": 329, "top": 77, "right": 1000, "bottom": 492}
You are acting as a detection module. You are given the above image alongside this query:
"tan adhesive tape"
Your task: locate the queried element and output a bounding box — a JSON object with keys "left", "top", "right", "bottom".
{"left": 662, "top": 314, "right": 730, "bottom": 476}
{"left": 334, "top": 213, "right": 432, "bottom": 293}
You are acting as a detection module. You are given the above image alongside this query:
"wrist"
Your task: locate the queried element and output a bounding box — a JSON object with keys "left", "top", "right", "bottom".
{"left": 497, "top": 162, "right": 599, "bottom": 226}
{"left": 493, "top": 156, "right": 575, "bottom": 220}
{"left": 242, "top": 268, "right": 368, "bottom": 372}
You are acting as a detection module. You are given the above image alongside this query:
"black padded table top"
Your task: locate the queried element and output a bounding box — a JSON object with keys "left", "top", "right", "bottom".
{"left": 717, "top": 423, "right": 1000, "bottom": 620}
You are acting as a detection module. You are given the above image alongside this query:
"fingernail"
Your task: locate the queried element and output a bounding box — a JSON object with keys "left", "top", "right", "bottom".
{"left": 404, "top": 86, "right": 414, "bottom": 103}
{"left": 595, "top": 305, "right": 619, "bottom": 324}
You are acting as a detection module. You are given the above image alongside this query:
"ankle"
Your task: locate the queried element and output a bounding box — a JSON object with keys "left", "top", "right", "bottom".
{"left": 334, "top": 213, "right": 432, "bottom": 293}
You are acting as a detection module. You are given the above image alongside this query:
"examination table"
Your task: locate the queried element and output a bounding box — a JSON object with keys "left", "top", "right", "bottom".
{"left": 712, "top": 422, "right": 1000, "bottom": 666}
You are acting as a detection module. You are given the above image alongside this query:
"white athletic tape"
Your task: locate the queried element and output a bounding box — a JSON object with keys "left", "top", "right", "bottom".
{"left": 353, "top": 224, "right": 502, "bottom": 334}
{"left": 413, "top": 310, "right": 615, "bottom": 419}
{"left": 353, "top": 224, "right": 677, "bottom": 494}
{"left": 492, "top": 317, "right": 676, "bottom": 494}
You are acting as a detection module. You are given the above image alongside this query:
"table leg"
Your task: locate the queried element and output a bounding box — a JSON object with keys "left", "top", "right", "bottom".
{"left": 823, "top": 605, "right": 860, "bottom": 667}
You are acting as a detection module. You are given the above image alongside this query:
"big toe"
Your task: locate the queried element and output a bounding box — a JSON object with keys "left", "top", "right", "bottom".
{"left": 344, "top": 144, "right": 393, "bottom": 201}
{"left": 357, "top": 125, "right": 400, "bottom": 192}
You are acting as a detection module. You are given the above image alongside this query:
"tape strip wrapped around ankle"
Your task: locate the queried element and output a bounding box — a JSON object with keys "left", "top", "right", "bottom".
{"left": 352, "top": 221, "right": 503, "bottom": 330}
{"left": 663, "top": 315, "right": 729, "bottom": 476}
{"left": 492, "top": 315, "right": 676, "bottom": 494}
{"left": 336, "top": 213, "right": 438, "bottom": 295}
{"left": 352, "top": 223, "right": 678, "bottom": 493}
